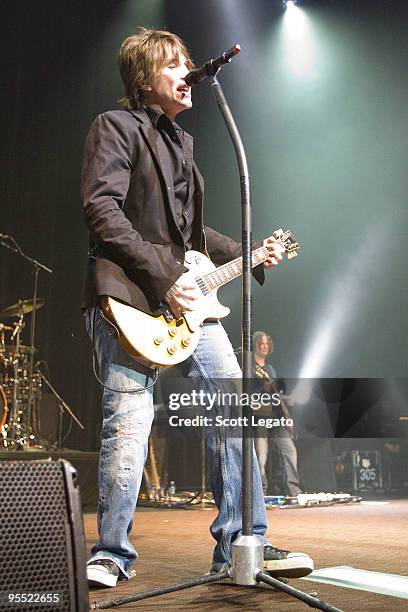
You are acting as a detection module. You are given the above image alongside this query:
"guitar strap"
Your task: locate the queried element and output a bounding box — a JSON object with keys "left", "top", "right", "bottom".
{"left": 255, "top": 363, "right": 273, "bottom": 381}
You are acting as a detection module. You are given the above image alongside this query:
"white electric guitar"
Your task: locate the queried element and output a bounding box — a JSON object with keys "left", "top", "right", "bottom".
{"left": 101, "top": 229, "right": 299, "bottom": 368}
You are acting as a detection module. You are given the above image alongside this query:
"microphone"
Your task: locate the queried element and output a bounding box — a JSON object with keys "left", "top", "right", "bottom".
{"left": 185, "top": 44, "right": 241, "bottom": 86}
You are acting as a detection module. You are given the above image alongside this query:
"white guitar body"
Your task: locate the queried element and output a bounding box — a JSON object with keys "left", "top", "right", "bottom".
{"left": 101, "top": 230, "right": 299, "bottom": 369}
{"left": 102, "top": 251, "right": 229, "bottom": 369}
{"left": 182, "top": 250, "right": 230, "bottom": 330}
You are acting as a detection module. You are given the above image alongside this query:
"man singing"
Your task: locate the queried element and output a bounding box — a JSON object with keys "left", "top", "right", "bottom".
{"left": 82, "top": 28, "right": 313, "bottom": 588}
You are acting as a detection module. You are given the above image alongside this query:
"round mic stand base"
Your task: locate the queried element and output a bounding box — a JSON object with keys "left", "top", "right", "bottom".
{"left": 91, "top": 564, "right": 343, "bottom": 611}
{"left": 231, "top": 534, "right": 264, "bottom": 585}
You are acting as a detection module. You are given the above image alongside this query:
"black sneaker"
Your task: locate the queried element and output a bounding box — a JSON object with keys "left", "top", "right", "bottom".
{"left": 87, "top": 559, "right": 120, "bottom": 588}
{"left": 263, "top": 546, "right": 314, "bottom": 578}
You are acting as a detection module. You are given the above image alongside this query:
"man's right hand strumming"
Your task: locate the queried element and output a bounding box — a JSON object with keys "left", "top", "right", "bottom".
{"left": 164, "top": 272, "right": 201, "bottom": 319}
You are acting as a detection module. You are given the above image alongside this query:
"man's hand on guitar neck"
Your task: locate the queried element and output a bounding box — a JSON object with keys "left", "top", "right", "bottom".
{"left": 164, "top": 235, "right": 285, "bottom": 319}
{"left": 164, "top": 272, "right": 201, "bottom": 319}
{"left": 263, "top": 235, "right": 285, "bottom": 269}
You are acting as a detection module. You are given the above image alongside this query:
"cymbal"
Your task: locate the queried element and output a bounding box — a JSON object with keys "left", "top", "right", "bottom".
{"left": 0, "top": 298, "right": 45, "bottom": 318}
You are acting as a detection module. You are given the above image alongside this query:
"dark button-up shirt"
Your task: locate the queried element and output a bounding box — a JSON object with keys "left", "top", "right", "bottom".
{"left": 145, "top": 105, "right": 195, "bottom": 249}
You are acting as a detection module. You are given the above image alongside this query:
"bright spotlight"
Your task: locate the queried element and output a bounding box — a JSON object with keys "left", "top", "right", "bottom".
{"left": 280, "top": 2, "right": 315, "bottom": 79}
{"left": 284, "top": 0, "right": 297, "bottom": 8}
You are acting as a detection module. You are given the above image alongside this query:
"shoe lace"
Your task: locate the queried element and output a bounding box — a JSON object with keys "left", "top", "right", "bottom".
{"left": 88, "top": 559, "right": 117, "bottom": 570}
{"left": 265, "top": 545, "right": 290, "bottom": 555}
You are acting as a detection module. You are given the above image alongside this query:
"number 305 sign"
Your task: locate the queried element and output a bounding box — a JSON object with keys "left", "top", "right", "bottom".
{"left": 352, "top": 450, "right": 383, "bottom": 490}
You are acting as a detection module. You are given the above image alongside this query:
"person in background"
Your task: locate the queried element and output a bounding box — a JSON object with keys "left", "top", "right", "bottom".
{"left": 253, "top": 331, "right": 303, "bottom": 498}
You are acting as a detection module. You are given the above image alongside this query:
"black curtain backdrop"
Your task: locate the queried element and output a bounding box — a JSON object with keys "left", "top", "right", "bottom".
{"left": 0, "top": 1, "right": 124, "bottom": 450}
{"left": 1, "top": 0, "right": 407, "bottom": 451}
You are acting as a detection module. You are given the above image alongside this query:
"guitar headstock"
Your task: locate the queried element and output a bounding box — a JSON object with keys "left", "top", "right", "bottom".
{"left": 272, "top": 228, "right": 300, "bottom": 260}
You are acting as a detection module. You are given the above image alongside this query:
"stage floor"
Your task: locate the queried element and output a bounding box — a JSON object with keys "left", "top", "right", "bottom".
{"left": 86, "top": 499, "right": 408, "bottom": 611}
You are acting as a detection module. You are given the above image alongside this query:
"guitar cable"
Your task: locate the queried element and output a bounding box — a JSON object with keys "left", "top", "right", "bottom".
{"left": 91, "top": 307, "right": 159, "bottom": 395}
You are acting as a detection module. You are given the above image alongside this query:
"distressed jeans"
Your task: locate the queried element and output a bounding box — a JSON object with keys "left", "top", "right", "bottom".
{"left": 86, "top": 307, "right": 268, "bottom": 576}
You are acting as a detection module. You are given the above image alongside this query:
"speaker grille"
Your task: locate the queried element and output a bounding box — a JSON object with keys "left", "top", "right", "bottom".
{"left": 0, "top": 461, "right": 74, "bottom": 611}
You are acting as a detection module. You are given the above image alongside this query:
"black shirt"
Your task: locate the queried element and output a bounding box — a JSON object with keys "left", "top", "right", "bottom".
{"left": 145, "top": 105, "right": 195, "bottom": 249}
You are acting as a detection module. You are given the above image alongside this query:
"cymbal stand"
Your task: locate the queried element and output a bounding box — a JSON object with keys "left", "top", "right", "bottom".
{"left": 0, "top": 235, "right": 52, "bottom": 447}
{"left": 27, "top": 262, "right": 51, "bottom": 446}
{"left": 190, "top": 427, "right": 215, "bottom": 509}
{"left": 199, "top": 428, "right": 215, "bottom": 506}
{"left": 8, "top": 313, "right": 25, "bottom": 446}
{"left": 35, "top": 367, "right": 85, "bottom": 449}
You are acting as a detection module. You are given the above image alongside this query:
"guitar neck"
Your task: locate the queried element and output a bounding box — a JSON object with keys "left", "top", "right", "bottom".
{"left": 199, "top": 245, "right": 270, "bottom": 292}
{"left": 196, "top": 229, "right": 299, "bottom": 293}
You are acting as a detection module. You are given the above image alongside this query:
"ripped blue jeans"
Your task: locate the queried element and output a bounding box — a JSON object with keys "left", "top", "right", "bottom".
{"left": 85, "top": 307, "right": 268, "bottom": 576}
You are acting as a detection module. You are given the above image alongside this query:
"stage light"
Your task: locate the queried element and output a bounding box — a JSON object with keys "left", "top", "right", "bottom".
{"left": 279, "top": 1, "right": 316, "bottom": 79}
{"left": 284, "top": 1, "right": 297, "bottom": 8}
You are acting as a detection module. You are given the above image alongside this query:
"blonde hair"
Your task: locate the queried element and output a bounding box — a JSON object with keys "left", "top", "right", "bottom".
{"left": 118, "top": 28, "right": 194, "bottom": 110}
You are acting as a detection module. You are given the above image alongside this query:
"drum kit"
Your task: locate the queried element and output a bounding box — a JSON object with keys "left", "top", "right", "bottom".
{"left": 0, "top": 299, "right": 44, "bottom": 447}
{"left": 2, "top": 234, "right": 86, "bottom": 452}
{"left": 0, "top": 233, "right": 84, "bottom": 449}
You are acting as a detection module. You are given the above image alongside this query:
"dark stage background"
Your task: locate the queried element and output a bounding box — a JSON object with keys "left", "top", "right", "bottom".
{"left": 1, "top": 0, "right": 407, "bottom": 452}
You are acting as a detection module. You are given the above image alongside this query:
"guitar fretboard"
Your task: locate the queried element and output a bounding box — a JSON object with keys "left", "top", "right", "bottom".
{"left": 197, "top": 245, "right": 270, "bottom": 294}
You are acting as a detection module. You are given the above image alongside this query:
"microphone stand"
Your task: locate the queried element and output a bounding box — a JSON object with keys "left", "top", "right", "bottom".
{"left": 209, "top": 70, "right": 259, "bottom": 576}
{"left": 206, "top": 74, "right": 340, "bottom": 608}
{"left": 91, "top": 53, "right": 342, "bottom": 612}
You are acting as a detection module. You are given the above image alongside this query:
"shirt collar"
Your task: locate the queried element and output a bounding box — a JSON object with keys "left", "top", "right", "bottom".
{"left": 144, "top": 105, "right": 183, "bottom": 142}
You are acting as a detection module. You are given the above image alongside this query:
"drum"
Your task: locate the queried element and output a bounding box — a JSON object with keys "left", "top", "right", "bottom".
{"left": 0, "top": 342, "right": 39, "bottom": 402}
{"left": 0, "top": 385, "right": 8, "bottom": 429}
